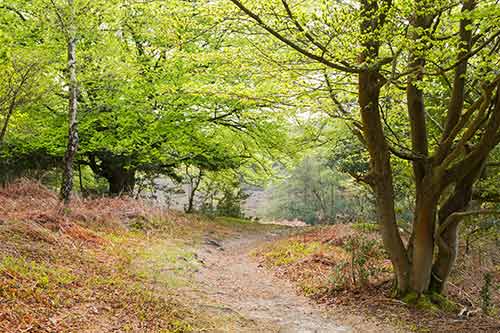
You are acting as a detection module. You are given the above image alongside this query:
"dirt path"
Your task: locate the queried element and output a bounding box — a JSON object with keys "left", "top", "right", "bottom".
{"left": 185, "top": 229, "right": 384, "bottom": 333}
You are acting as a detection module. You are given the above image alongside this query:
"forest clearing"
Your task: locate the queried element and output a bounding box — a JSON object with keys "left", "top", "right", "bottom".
{"left": 1, "top": 0, "right": 500, "bottom": 332}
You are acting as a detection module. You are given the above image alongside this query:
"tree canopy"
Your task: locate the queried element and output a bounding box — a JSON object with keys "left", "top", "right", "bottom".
{"left": 227, "top": 0, "right": 500, "bottom": 297}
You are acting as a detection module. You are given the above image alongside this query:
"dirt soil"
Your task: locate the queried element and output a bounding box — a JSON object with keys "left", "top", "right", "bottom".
{"left": 184, "top": 228, "right": 399, "bottom": 333}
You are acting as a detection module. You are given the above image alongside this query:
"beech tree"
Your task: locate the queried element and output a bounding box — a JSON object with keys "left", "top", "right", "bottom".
{"left": 0, "top": 2, "right": 50, "bottom": 147}
{"left": 228, "top": 0, "right": 500, "bottom": 297}
{"left": 0, "top": 0, "right": 295, "bottom": 196}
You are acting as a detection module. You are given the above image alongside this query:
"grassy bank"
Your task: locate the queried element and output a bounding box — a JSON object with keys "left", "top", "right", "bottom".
{"left": 0, "top": 179, "right": 268, "bottom": 332}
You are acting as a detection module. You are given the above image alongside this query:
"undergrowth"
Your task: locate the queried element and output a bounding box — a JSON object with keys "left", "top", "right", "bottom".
{"left": 0, "top": 178, "right": 260, "bottom": 332}
{"left": 263, "top": 240, "right": 322, "bottom": 266}
{"left": 255, "top": 223, "right": 500, "bottom": 333}
{"left": 256, "top": 224, "right": 390, "bottom": 296}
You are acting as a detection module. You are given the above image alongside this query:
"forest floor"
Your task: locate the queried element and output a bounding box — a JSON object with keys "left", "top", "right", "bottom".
{"left": 253, "top": 224, "right": 500, "bottom": 333}
{"left": 0, "top": 179, "right": 389, "bottom": 332}
{"left": 1, "top": 179, "right": 498, "bottom": 332}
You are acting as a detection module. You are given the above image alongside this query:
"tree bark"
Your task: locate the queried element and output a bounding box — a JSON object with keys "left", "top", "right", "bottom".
{"left": 78, "top": 162, "right": 84, "bottom": 194}
{"left": 430, "top": 160, "right": 485, "bottom": 293}
{"left": 59, "top": 0, "right": 79, "bottom": 205}
{"left": 441, "top": 0, "right": 476, "bottom": 141}
{"left": 0, "top": 62, "right": 40, "bottom": 144}
{"left": 105, "top": 166, "right": 136, "bottom": 196}
{"left": 358, "top": 0, "right": 410, "bottom": 294}
{"left": 406, "top": 6, "right": 436, "bottom": 295}
{"left": 86, "top": 152, "right": 136, "bottom": 196}
{"left": 409, "top": 184, "right": 437, "bottom": 293}
{"left": 0, "top": 98, "right": 17, "bottom": 143}
{"left": 185, "top": 169, "right": 203, "bottom": 213}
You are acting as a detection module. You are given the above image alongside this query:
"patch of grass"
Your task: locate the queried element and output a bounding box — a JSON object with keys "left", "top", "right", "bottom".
{"left": 299, "top": 281, "right": 328, "bottom": 297}
{"left": 212, "top": 216, "right": 282, "bottom": 233}
{"left": 132, "top": 239, "right": 199, "bottom": 288}
{"left": 0, "top": 219, "right": 201, "bottom": 332}
{"left": 214, "top": 216, "right": 253, "bottom": 225}
{"left": 165, "top": 319, "right": 194, "bottom": 332}
{"left": 0, "top": 256, "right": 76, "bottom": 289}
{"left": 212, "top": 216, "right": 262, "bottom": 233}
{"left": 351, "top": 222, "right": 379, "bottom": 233}
{"left": 263, "top": 240, "right": 322, "bottom": 266}
{"left": 101, "top": 230, "right": 136, "bottom": 244}
{"left": 0, "top": 255, "right": 77, "bottom": 311}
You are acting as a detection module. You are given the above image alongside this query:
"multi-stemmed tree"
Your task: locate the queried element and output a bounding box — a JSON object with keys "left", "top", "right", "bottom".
{"left": 228, "top": 0, "right": 500, "bottom": 298}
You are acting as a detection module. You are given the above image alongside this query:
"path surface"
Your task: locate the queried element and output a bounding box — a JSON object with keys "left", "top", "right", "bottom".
{"left": 190, "top": 229, "right": 351, "bottom": 333}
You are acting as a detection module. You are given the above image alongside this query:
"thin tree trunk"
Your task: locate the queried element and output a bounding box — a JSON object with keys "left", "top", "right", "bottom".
{"left": 0, "top": 98, "right": 17, "bottom": 144}
{"left": 186, "top": 186, "right": 196, "bottom": 213}
{"left": 0, "top": 62, "right": 39, "bottom": 144}
{"left": 60, "top": 0, "right": 78, "bottom": 205}
{"left": 78, "top": 162, "right": 84, "bottom": 194}
{"left": 186, "top": 169, "right": 203, "bottom": 213}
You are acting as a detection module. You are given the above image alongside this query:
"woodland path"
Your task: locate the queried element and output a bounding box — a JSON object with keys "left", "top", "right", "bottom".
{"left": 182, "top": 227, "right": 397, "bottom": 333}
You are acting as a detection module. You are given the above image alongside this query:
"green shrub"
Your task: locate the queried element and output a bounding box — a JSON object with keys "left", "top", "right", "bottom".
{"left": 329, "top": 235, "right": 387, "bottom": 289}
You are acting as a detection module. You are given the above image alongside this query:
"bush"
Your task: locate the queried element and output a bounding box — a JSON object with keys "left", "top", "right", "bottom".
{"left": 329, "top": 235, "right": 387, "bottom": 289}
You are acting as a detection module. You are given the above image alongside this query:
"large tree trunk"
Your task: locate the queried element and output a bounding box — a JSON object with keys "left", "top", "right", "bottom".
{"left": 430, "top": 160, "right": 485, "bottom": 293}
{"left": 87, "top": 153, "right": 136, "bottom": 196}
{"left": 358, "top": 0, "right": 410, "bottom": 294}
{"left": 358, "top": 76, "right": 410, "bottom": 293}
{"left": 59, "top": 0, "right": 78, "bottom": 205}
{"left": 404, "top": 1, "right": 439, "bottom": 295}
{"left": 105, "top": 166, "right": 136, "bottom": 196}
{"left": 409, "top": 184, "right": 438, "bottom": 293}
